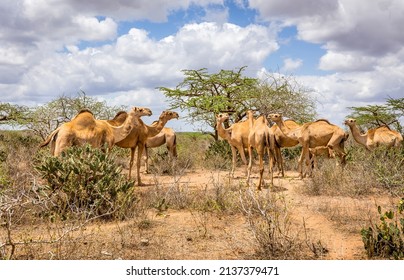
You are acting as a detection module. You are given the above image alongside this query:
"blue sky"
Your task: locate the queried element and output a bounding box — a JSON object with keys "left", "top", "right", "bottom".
{"left": 1, "top": 0, "right": 404, "bottom": 131}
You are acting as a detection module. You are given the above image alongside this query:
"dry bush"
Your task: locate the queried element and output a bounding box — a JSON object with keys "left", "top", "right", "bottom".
{"left": 305, "top": 145, "right": 404, "bottom": 197}
{"left": 238, "top": 188, "right": 320, "bottom": 259}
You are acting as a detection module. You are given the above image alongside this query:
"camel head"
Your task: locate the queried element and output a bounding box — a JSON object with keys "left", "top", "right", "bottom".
{"left": 268, "top": 113, "right": 283, "bottom": 123}
{"left": 344, "top": 118, "right": 356, "bottom": 127}
{"left": 133, "top": 107, "right": 152, "bottom": 117}
{"left": 216, "top": 113, "right": 229, "bottom": 122}
{"left": 159, "top": 110, "right": 179, "bottom": 121}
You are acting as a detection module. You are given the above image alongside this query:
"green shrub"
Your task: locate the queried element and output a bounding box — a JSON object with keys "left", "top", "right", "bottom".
{"left": 35, "top": 145, "right": 136, "bottom": 220}
{"left": 361, "top": 198, "right": 404, "bottom": 259}
{"left": 204, "top": 140, "right": 232, "bottom": 169}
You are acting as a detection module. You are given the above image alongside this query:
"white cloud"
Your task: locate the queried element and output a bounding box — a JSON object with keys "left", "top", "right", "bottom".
{"left": 281, "top": 58, "right": 303, "bottom": 73}
{"left": 250, "top": 0, "right": 404, "bottom": 125}
{"left": 2, "top": 0, "right": 403, "bottom": 132}
{"left": 0, "top": 19, "right": 279, "bottom": 121}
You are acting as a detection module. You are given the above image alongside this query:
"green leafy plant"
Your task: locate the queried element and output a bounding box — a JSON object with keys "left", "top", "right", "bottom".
{"left": 35, "top": 145, "right": 136, "bottom": 220}
{"left": 361, "top": 198, "right": 404, "bottom": 259}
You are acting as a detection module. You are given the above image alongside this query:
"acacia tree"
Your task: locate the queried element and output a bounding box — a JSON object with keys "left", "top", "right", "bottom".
{"left": 159, "top": 67, "right": 258, "bottom": 139}
{"left": 159, "top": 67, "right": 316, "bottom": 139}
{"left": 252, "top": 72, "right": 316, "bottom": 123}
{"left": 0, "top": 103, "right": 30, "bottom": 125}
{"left": 348, "top": 97, "right": 404, "bottom": 133}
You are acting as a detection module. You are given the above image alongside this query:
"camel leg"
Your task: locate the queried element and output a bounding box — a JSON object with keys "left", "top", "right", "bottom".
{"left": 128, "top": 148, "right": 135, "bottom": 180}
{"left": 268, "top": 146, "right": 275, "bottom": 187}
{"left": 136, "top": 143, "right": 145, "bottom": 186}
{"left": 275, "top": 145, "right": 284, "bottom": 177}
{"left": 238, "top": 146, "right": 248, "bottom": 166}
{"left": 144, "top": 146, "right": 150, "bottom": 174}
{"left": 327, "top": 135, "right": 347, "bottom": 167}
{"left": 297, "top": 149, "right": 305, "bottom": 179}
{"left": 230, "top": 145, "right": 238, "bottom": 177}
{"left": 257, "top": 150, "right": 264, "bottom": 191}
{"left": 246, "top": 145, "right": 254, "bottom": 186}
{"left": 298, "top": 145, "right": 311, "bottom": 178}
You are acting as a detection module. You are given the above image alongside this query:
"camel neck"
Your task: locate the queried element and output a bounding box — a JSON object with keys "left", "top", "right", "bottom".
{"left": 277, "top": 120, "right": 300, "bottom": 140}
{"left": 147, "top": 118, "right": 167, "bottom": 137}
{"left": 348, "top": 124, "right": 368, "bottom": 146}
{"left": 217, "top": 120, "right": 230, "bottom": 140}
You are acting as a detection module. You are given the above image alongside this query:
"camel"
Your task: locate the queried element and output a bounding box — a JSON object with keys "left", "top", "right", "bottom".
{"left": 143, "top": 127, "right": 177, "bottom": 173}
{"left": 215, "top": 110, "right": 254, "bottom": 176}
{"left": 40, "top": 107, "right": 145, "bottom": 156}
{"left": 108, "top": 110, "right": 179, "bottom": 185}
{"left": 270, "top": 119, "right": 300, "bottom": 177}
{"left": 344, "top": 118, "right": 403, "bottom": 150}
{"left": 246, "top": 114, "right": 274, "bottom": 190}
{"left": 308, "top": 146, "right": 335, "bottom": 169}
{"left": 269, "top": 113, "right": 348, "bottom": 178}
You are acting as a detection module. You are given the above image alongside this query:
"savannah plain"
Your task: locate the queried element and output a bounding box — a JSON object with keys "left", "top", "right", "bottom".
{"left": 1, "top": 129, "right": 403, "bottom": 260}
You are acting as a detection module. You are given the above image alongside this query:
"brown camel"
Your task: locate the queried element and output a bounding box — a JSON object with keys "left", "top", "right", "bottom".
{"left": 216, "top": 111, "right": 254, "bottom": 176}
{"left": 143, "top": 127, "right": 177, "bottom": 173}
{"left": 344, "top": 118, "right": 403, "bottom": 150}
{"left": 270, "top": 119, "right": 300, "bottom": 177}
{"left": 40, "top": 107, "right": 143, "bottom": 156}
{"left": 108, "top": 110, "right": 179, "bottom": 185}
{"left": 247, "top": 114, "right": 274, "bottom": 190}
{"left": 269, "top": 113, "right": 347, "bottom": 178}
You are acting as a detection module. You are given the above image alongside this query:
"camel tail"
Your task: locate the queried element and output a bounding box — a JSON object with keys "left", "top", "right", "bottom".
{"left": 40, "top": 128, "right": 59, "bottom": 148}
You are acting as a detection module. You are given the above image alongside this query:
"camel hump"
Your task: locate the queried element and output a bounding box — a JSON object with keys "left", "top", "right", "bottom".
{"left": 78, "top": 108, "right": 93, "bottom": 115}
{"left": 315, "top": 119, "right": 331, "bottom": 124}
{"left": 111, "top": 111, "right": 128, "bottom": 123}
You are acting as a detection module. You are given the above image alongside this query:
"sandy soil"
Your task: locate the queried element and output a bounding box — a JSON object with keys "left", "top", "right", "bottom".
{"left": 113, "top": 166, "right": 385, "bottom": 260}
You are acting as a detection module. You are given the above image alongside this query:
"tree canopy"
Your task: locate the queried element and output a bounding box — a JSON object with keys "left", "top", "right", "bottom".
{"left": 159, "top": 67, "right": 316, "bottom": 139}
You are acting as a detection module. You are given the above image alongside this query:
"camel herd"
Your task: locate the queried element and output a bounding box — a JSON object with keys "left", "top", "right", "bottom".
{"left": 40, "top": 107, "right": 179, "bottom": 186}
{"left": 40, "top": 107, "right": 403, "bottom": 190}
{"left": 216, "top": 111, "right": 403, "bottom": 190}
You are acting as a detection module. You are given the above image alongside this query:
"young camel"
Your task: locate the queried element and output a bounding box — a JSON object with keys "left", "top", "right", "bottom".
{"left": 269, "top": 113, "right": 348, "bottom": 178}
{"left": 247, "top": 114, "right": 274, "bottom": 190}
{"left": 270, "top": 119, "right": 300, "bottom": 177}
{"left": 108, "top": 110, "right": 179, "bottom": 185}
{"left": 308, "top": 146, "right": 335, "bottom": 169}
{"left": 216, "top": 110, "right": 254, "bottom": 177}
{"left": 40, "top": 107, "right": 143, "bottom": 156}
{"left": 344, "top": 118, "right": 403, "bottom": 150}
{"left": 143, "top": 127, "right": 177, "bottom": 173}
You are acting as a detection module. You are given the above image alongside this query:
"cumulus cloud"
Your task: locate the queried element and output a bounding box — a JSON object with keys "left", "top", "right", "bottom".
{"left": 281, "top": 58, "right": 303, "bottom": 73}
{"left": 0, "top": 13, "right": 279, "bottom": 121}
{"left": 250, "top": 0, "right": 404, "bottom": 124}
{"left": 2, "top": 0, "right": 404, "bottom": 131}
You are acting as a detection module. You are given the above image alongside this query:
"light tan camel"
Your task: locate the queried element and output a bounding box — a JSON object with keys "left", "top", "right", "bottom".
{"left": 269, "top": 113, "right": 347, "bottom": 178}
{"left": 108, "top": 110, "right": 179, "bottom": 185}
{"left": 247, "top": 114, "right": 274, "bottom": 190}
{"left": 344, "top": 118, "right": 403, "bottom": 150}
{"left": 143, "top": 127, "right": 177, "bottom": 173}
{"left": 40, "top": 107, "right": 143, "bottom": 156}
{"left": 216, "top": 111, "right": 254, "bottom": 176}
{"left": 270, "top": 119, "right": 300, "bottom": 177}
